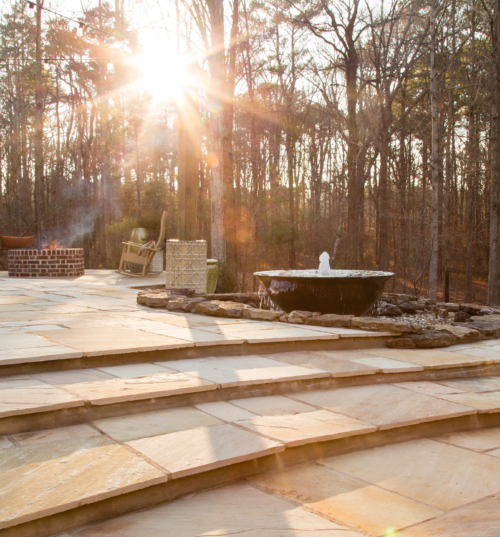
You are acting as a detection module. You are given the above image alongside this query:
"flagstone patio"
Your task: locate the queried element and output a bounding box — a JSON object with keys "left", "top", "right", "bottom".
{"left": 3, "top": 270, "right": 500, "bottom": 536}
{"left": 0, "top": 270, "right": 395, "bottom": 373}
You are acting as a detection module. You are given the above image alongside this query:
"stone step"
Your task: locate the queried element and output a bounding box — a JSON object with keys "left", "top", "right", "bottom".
{"left": 3, "top": 373, "right": 500, "bottom": 537}
{"left": 60, "top": 481, "right": 368, "bottom": 537}
{"left": 3, "top": 346, "right": 500, "bottom": 436}
{"left": 58, "top": 424, "right": 500, "bottom": 537}
{"left": 0, "top": 318, "right": 396, "bottom": 378}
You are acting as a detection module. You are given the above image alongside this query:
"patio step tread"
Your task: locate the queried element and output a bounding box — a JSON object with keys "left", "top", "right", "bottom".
{"left": 2, "top": 373, "right": 500, "bottom": 535}
{"left": 1, "top": 348, "right": 500, "bottom": 433}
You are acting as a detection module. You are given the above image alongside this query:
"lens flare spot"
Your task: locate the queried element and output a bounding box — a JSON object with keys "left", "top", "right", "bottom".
{"left": 206, "top": 153, "right": 220, "bottom": 168}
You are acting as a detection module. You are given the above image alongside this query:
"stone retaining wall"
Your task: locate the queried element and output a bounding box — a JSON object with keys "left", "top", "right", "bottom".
{"left": 8, "top": 248, "right": 85, "bottom": 278}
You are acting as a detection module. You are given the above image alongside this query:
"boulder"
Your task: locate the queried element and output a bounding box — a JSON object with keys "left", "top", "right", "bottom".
{"left": 437, "top": 302, "right": 460, "bottom": 312}
{"left": 137, "top": 294, "right": 170, "bottom": 308}
{"left": 195, "top": 300, "right": 246, "bottom": 318}
{"left": 455, "top": 320, "right": 500, "bottom": 338}
{"left": 387, "top": 329, "right": 457, "bottom": 349}
{"left": 198, "top": 292, "right": 261, "bottom": 304}
{"left": 351, "top": 317, "right": 423, "bottom": 334}
{"left": 472, "top": 314, "right": 500, "bottom": 322}
{"left": 432, "top": 323, "right": 482, "bottom": 342}
{"left": 436, "top": 307, "right": 449, "bottom": 319}
{"left": 305, "top": 314, "right": 354, "bottom": 328}
{"left": 166, "top": 297, "right": 206, "bottom": 313}
{"left": 398, "top": 302, "right": 417, "bottom": 314}
{"left": 460, "top": 303, "right": 485, "bottom": 315}
{"left": 387, "top": 337, "right": 417, "bottom": 349}
{"left": 287, "top": 310, "right": 320, "bottom": 324}
{"left": 377, "top": 303, "right": 403, "bottom": 316}
{"left": 279, "top": 314, "right": 289, "bottom": 322}
{"left": 409, "top": 301, "right": 426, "bottom": 311}
{"left": 382, "top": 293, "right": 417, "bottom": 303}
{"left": 242, "top": 308, "right": 282, "bottom": 321}
{"left": 454, "top": 311, "right": 471, "bottom": 323}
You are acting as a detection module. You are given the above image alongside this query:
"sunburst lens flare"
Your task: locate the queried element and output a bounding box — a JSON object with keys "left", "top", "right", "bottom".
{"left": 133, "top": 32, "right": 197, "bottom": 101}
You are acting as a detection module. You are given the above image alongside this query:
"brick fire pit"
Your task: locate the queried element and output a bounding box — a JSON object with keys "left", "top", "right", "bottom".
{"left": 8, "top": 248, "right": 85, "bottom": 278}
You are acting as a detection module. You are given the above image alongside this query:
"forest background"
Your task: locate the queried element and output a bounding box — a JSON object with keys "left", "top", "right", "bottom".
{"left": 2, "top": 0, "right": 500, "bottom": 303}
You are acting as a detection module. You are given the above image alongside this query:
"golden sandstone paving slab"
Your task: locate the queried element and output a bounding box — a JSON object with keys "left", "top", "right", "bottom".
{"left": 0, "top": 436, "right": 167, "bottom": 529}
{"left": 195, "top": 401, "right": 257, "bottom": 422}
{"left": 435, "top": 426, "right": 500, "bottom": 452}
{"left": 12, "top": 424, "right": 101, "bottom": 446}
{"left": 237, "top": 409, "right": 377, "bottom": 447}
{"left": 127, "top": 423, "right": 284, "bottom": 478}
{"left": 350, "top": 355, "right": 424, "bottom": 373}
{"left": 292, "top": 384, "right": 476, "bottom": 430}
{"left": 393, "top": 380, "right": 465, "bottom": 396}
{"left": 34, "top": 368, "right": 116, "bottom": 385}
{"left": 431, "top": 391, "right": 500, "bottom": 412}
{"left": 0, "top": 345, "right": 84, "bottom": 366}
{"left": 434, "top": 375, "right": 500, "bottom": 393}
{"left": 62, "top": 482, "right": 364, "bottom": 536}
{"left": 233, "top": 327, "right": 340, "bottom": 343}
{"left": 397, "top": 494, "right": 500, "bottom": 537}
{"left": 65, "top": 372, "right": 217, "bottom": 405}
{"left": 321, "top": 438, "right": 500, "bottom": 510}
{"left": 269, "top": 350, "right": 379, "bottom": 377}
{"left": 93, "top": 407, "right": 222, "bottom": 442}
{"left": 36, "top": 326, "right": 194, "bottom": 355}
{"left": 96, "top": 363, "right": 173, "bottom": 378}
{"left": 0, "top": 296, "right": 39, "bottom": 305}
{"left": 366, "top": 348, "right": 489, "bottom": 368}
{"left": 136, "top": 326, "right": 245, "bottom": 346}
{"left": 250, "top": 462, "right": 441, "bottom": 536}
{"left": 231, "top": 395, "right": 316, "bottom": 416}
{"left": 0, "top": 378, "right": 84, "bottom": 418}
{"left": 1, "top": 332, "right": 58, "bottom": 350}
{"left": 162, "top": 356, "right": 330, "bottom": 387}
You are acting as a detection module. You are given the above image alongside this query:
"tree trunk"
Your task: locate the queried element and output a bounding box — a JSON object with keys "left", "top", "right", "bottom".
{"left": 429, "top": 0, "right": 440, "bottom": 299}
{"left": 285, "top": 126, "right": 296, "bottom": 269}
{"left": 206, "top": 0, "right": 226, "bottom": 262}
{"left": 488, "top": 0, "right": 500, "bottom": 305}
{"left": 345, "top": 45, "right": 361, "bottom": 268}
{"left": 34, "top": 0, "right": 44, "bottom": 242}
{"left": 465, "top": 106, "right": 477, "bottom": 303}
{"left": 378, "top": 113, "right": 390, "bottom": 270}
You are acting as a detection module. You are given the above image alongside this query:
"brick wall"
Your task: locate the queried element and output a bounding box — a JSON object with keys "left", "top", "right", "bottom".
{"left": 7, "top": 249, "right": 85, "bottom": 278}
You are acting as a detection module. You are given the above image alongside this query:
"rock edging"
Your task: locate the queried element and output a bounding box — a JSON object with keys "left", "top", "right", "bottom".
{"left": 137, "top": 289, "right": 500, "bottom": 348}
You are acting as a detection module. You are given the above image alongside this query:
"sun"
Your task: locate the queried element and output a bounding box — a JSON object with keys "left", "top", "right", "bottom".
{"left": 133, "top": 31, "right": 191, "bottom": 101}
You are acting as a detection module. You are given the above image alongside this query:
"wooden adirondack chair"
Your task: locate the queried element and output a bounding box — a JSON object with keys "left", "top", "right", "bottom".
{"left": 116, "top": 211, "right": 167, "bottom": 277}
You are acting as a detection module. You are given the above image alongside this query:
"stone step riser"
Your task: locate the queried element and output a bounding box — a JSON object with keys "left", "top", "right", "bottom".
{"left": 4, "top": 363, "right": 500, "bottom": 436}
{"left": 0, "top": 337, "right": 390, "bottom": 378}
{"left": 5, "top": 412, "right": 500, "bottom": 537}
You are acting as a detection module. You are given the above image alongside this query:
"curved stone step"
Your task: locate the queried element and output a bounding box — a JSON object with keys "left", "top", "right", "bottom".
{"left": 0, "top": 319, "right": 395, "bottom": 378}
{"left": 2, "top": 347, "right": 500, "bottom": 436}
{"left": 49, "top": 425, "right": 500, "bottom": 537}
{"left": 3, "top": 374, "right": 500, "bottom": 537}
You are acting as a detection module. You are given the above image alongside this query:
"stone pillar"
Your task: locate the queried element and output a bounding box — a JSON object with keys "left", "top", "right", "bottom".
{"left": 165, "top": 240, "right": 207, "bottom": 293}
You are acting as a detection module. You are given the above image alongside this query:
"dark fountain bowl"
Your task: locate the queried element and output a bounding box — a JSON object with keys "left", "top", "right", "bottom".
{"left": 254, "top": 269, "right": 395, "bottom": 316}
